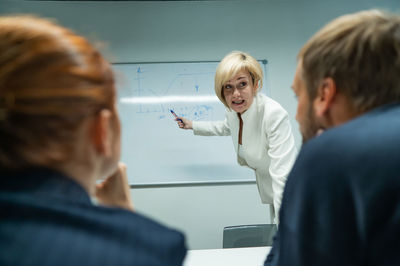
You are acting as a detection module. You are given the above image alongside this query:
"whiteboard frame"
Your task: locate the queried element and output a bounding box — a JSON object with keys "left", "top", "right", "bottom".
{"left": 113, "top": 59, "right": 268, "bottom": 187}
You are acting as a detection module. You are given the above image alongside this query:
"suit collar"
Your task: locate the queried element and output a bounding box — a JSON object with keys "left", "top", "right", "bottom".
{"left": 0, "top": 168, "right": 92, "bottom": 205}
{"left": 238, "top": 94, "right": 259, "bottom": 120}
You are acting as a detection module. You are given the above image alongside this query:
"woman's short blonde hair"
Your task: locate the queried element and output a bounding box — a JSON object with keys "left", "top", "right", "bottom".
{"left": 214, "top": 51, "right": 263, "bottom": 108}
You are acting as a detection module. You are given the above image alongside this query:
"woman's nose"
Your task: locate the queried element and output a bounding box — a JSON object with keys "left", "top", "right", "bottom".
{"left": 232, "top": 88, "right": 240, "bottom": 97}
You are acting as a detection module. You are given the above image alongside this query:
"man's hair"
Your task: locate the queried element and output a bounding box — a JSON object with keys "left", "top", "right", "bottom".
{"left": 0, "top": 15, "right": 115, "bottom": 169}
{"left": 214, "top": 51, "right": 263, "bottom": 108}
{"left": 298, "top": 10, "right": 400, "bottom": 112}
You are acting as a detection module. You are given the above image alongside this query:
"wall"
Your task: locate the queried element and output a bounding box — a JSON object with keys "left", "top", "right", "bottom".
{"left": 1, "top": 0, "right": 398, "bottom": 249}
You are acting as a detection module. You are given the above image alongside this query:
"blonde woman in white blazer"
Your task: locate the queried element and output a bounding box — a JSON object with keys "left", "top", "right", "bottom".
{"left": 175, "top": 51, "right": 297, "bottom": 222}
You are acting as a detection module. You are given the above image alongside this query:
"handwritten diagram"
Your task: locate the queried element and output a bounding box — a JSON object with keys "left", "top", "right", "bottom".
{"left": 115, "top": 62, "right": 221, "bottom": 121}
{"left": 112, "top": 61, "right": 268, "bottom": 185}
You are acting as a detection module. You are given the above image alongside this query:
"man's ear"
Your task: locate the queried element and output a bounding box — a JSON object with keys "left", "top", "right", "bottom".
{"left": 313, "top": 77, "right": 337, "bottom": 117}
{"left": 91, "top": 109, "right": 113, "bottom": 156}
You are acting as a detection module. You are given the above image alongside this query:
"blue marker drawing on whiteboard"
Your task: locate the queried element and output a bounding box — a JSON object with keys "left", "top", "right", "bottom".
{"left": 170, "top": 109, "right": 183, "bottom": 123}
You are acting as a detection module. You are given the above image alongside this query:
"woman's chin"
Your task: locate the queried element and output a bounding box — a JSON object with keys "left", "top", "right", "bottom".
{"left": 231, "top": 104, "right": 248, "bottom": 114}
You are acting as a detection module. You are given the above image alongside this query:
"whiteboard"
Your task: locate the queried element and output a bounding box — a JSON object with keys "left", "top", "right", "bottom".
{"left": 113, "top": 61, "right": 268, "bottom": 186}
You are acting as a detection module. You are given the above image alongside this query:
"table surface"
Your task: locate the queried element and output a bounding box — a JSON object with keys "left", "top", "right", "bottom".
{"left": 183, "top": 246, "right": 272, "bottom": 266}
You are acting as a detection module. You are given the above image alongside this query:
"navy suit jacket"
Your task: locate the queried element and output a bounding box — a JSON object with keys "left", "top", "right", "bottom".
{"left": 265, "top": 103, "right": 400, "bottom": 266}
{"left": 0, "top": 169, "right": 186, "bottom": 266}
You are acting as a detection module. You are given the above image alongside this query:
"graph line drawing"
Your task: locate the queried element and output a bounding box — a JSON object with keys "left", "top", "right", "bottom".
{"left": 114, "top": 61, "right": 267, "bottom": 122}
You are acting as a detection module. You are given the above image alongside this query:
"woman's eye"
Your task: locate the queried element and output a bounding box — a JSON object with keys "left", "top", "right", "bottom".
{"left": 225, "top": 85, "right": 232, "bottom": 89}
{"left": 238, "top": 82, "right": 247, "bottom": 88}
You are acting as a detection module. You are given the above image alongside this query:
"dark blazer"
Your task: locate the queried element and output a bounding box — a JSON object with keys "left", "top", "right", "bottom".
{"left": 265, "top": 103, "right": 400, "bottom": 266}
{"left": 0, "top": 169, "right": 186, "bottom": 266}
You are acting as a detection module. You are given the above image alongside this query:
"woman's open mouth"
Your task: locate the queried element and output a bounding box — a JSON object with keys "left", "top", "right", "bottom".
{"left": 232, "top": 100, "right": 245, "bottom": 106}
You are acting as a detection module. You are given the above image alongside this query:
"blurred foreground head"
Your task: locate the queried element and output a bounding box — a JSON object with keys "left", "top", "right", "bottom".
{"left": 294, "top": 10, "right": 400, "bottom": 143}
{"left": 0, "top": 16, "right": 120, "bottom": 174}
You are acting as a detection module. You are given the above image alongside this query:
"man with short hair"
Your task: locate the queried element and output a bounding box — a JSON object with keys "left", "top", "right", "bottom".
{"left": 265, "top": 10, "right": 400, "bottom": 266}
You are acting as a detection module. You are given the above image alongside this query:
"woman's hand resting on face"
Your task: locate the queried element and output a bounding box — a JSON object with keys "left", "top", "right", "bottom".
{"left": 96, "top": 162, "right": 134, "bottom": 211}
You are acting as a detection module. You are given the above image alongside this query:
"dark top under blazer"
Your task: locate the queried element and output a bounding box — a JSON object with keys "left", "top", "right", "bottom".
{"left": 265, "top": 103, "right": 400, "bottom": 266}
{"left": 0, "top": 169, "right": 186, "bottom": 266}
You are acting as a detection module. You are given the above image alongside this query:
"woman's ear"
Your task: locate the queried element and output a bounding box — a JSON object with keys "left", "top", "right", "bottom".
{"left": 253, "top": 80, "right": 259, "bottom": 93}
{"left": 91, "top": 109, "right": 113, "bottom": 156}
{"left": 313, "top": 77, "right": 337, "bottom": 118}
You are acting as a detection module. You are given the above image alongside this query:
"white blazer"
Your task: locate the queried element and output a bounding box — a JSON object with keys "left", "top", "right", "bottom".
{"left": 193, "top": 93, "right": 297, "bottom": 219}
